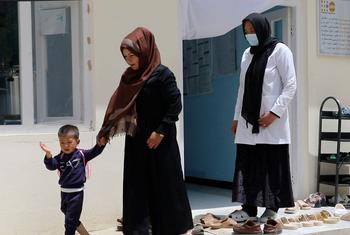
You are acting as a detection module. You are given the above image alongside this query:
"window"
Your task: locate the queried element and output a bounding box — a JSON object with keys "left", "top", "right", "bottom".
{"left": 0, "top": 0, "right": 90, "bottom": 129}
{"left": 33, "top": 1, "right": 82, "bottom": 123}
{"left": 0, "top": 2, "right": 21, "bottom": 125}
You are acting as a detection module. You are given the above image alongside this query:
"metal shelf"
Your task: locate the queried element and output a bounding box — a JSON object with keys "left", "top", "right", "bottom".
{"left": 321, "top": 111, "right": 350, "bottom": 120}
{"left": 317, "top": 96, "right": 350, "bottom": 205}
{"left": 320, "top": 132, "right": 350, "bottom": 141}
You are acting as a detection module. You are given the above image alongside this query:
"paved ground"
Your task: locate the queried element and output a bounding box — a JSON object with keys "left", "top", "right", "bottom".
{"left": 90, "top": 228, "right": 121, "bottom": 235}
{"left": 89, "top": 206, "right": 350, "bottom": 235}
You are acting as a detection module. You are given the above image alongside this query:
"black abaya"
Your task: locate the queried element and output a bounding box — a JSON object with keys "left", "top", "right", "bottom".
{"left": 122, "top": 65, "right": 193, "bottom": 235}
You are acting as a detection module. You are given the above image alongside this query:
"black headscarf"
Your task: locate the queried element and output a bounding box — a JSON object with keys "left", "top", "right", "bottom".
{"left": 241, "top": 13, "right": 279, "bottom": 133}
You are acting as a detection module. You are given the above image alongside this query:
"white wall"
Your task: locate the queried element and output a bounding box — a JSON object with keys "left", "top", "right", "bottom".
{"left": 0, "top": 0, "right": 180, "bottom": 234}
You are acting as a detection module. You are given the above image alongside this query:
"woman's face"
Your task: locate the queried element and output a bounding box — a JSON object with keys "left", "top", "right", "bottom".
{"left": 244, "top": 21, "right": 255, "bottom": 34}
{"left": 122, "top": 48, "right": 140, "bottom": 70}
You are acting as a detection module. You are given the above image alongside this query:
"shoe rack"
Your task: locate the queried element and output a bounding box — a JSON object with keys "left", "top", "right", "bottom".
{"left": 317, "top": 96, "right": 350, "bottom": 206}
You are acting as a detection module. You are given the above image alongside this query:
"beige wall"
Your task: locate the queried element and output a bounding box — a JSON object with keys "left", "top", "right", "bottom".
{"left": 0, "top": 0, "right": 179, "bottom": 234}
{"left": 305, "top": 0, "right": 350, "bottom": 196}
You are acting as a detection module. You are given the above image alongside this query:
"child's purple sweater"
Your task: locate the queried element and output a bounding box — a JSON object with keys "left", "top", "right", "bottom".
{"left": 44, "top": 144, "right": 105, "bottom": 188}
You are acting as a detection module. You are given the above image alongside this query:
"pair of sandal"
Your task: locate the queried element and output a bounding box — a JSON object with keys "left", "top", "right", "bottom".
{"left": 279, "top": 214, "right": 323, "bottom": 229}
{"left": 318, "top": 210, "right": 340, "bottom": 224}
{"left": 199, "top": 213, "right": 237, "bottom": 229}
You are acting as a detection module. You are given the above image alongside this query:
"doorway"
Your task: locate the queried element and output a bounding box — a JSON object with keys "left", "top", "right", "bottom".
{"left": 184, "top": 6, "right": 294, "bottom": 207}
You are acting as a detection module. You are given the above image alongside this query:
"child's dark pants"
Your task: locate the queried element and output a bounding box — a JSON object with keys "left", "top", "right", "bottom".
{"left": 61, "top": 191, "right": 84, "bottom": 235}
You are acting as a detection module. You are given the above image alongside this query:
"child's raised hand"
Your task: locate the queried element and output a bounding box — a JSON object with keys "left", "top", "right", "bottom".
{"left": 40, "top": 142, "right": 52, "bottom": 158}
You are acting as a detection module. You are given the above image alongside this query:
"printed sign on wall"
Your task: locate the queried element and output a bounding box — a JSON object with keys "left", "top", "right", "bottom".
{"left": 319, "top": 0, "right": 350, "bottom": 56}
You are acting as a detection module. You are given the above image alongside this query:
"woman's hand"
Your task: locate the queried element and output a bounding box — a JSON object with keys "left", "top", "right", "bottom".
{"left": 258, "top": 112, "right": 278, "bottom": 128}
{"left": 97, "top": 137, "right": 107, "bottom": 146}
{"left": 147, "top": 132, "right": 164, "bottom": 149}
{"left": 231, "top": 120, "right": 238, "bottom": 135}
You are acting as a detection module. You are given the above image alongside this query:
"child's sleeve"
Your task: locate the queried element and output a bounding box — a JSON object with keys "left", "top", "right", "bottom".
{"left": 44, "top": 155, "right": 60, "bottom": 171}
{"left": 82, "top": 144, "right": 105, "bottom": 162}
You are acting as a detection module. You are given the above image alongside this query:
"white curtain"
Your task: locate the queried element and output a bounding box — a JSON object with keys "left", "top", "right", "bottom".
{"left": 180, "top": 0, "right": 295, "bottom": 40}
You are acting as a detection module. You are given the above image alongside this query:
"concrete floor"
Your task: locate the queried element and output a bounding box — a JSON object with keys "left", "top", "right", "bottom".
{"left": 89, "top": 184, "right": 350, "bottom": 234}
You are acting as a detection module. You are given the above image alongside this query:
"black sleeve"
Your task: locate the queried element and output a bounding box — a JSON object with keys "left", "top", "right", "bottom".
{"left": 269, "top": 111, "right": 280, "bottom": 118}
{"left": 44, "top": 155, "right": 60, "bottom": 171}
{"left": 82, "top": 144, "right": 105, "bottom": 162}
{"left": 155, "top": 69, "right": 182, "bottom": 135}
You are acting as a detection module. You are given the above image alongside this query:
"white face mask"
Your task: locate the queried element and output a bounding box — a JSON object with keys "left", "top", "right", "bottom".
{"left": 245, "top": 34, "right": 259, "bottom": 46}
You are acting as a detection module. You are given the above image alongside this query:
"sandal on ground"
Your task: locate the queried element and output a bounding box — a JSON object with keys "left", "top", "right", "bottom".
{"left": 284, "top": 202, "right": 300, "bottom": 214}
{"left": 318, "top": 210, "right": 340, "bottom": 224}
{"left": 334, "top": 203, "right": 349, "bottom": 217}
{"left": 209, "top": 217, "right": 237, "bottom": 229}
{"left": 306, "top": 214, "right": 324, "bottom": 226}
{"left": 278, "top": 217, "right": 300, "bottom": 230}
{"left": 229, "top": 210, "right": 257, "bottom": 223}
{"left": 297, "top": 200, "right": 312, "bottom": 210}
{"left": 199, "top": 213, "right": 222, "bottom": 226}
{"left": 199, "top": 213, "right": 237, "bottom": 229}
{"left": 341, "top": 212, "right": 350, "bottom": 221}
{"left": 298, "top": 214, "right": 314, "bottom": 227}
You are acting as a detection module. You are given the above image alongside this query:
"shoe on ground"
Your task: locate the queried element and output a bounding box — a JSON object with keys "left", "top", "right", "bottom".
{"left": 263, "top": 219, "right": 283, "bottom": 234}
{"left": 233, "top": 220, "right": 262, "bottom": 234}
{"left": 260, "top": 209, "right": 278, "bottom": 224}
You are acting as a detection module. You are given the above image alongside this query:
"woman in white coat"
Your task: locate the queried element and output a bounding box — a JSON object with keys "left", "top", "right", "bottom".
{"left": 231, "top": 13, "right": 296, "bottom": 223}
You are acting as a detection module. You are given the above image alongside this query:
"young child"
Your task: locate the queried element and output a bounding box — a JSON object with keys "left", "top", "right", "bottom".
{"left": 40, "top": 124, "right": 107, "bottom": 235}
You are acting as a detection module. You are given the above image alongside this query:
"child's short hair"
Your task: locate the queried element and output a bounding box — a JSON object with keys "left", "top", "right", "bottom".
{"left": 58, "top": 124, "right": 79, "bottom": 139}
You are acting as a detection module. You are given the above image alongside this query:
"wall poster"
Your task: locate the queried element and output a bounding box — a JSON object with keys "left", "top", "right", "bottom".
{"left": 319, "top": 0, "right": 350, "bottom": 56}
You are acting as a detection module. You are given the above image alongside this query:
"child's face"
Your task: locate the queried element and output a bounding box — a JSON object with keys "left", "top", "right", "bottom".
{"left": 59, "top": 136, "right": 80, "bottom": 154}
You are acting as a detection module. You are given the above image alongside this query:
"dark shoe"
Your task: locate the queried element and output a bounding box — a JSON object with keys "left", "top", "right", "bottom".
{"left": 259, "top": 209, "right": 278, "bottom": 224}
{"left": 233, "top": 220, "right": 262, "bottom": 234}
{"left": 263, "top": 219, "right": 283, "bottom": 234}
{"left": 229, "top": 210, "right": 258, "bottom": 223}
{"left": 116, "top": 218, "right": 123, "bottom": 231}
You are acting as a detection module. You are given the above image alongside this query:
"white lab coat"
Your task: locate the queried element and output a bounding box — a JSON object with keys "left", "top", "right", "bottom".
{"left": 234, "top": 43, "right": 297, "bottom": 145}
